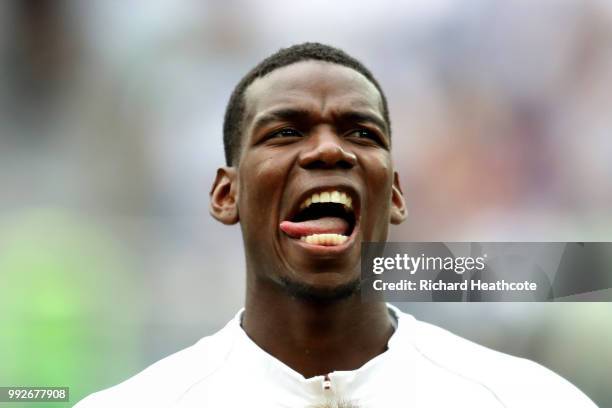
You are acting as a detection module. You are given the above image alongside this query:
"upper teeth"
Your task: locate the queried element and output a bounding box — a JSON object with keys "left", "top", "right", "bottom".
{"left": 299, "top": 190, "right": 353, "bottom": 211}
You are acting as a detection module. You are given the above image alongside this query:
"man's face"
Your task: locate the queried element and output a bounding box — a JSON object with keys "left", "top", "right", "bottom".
{"left": 212, "top": 60, "right": 406, "bottom": 298}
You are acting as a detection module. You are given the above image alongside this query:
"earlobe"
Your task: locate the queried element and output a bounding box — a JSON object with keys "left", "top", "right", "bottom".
{"left": 209, "top": 167, "right": 239, "bottom": 225}
{"left": 390, "top": 171, "right": 407, "bottom": 225}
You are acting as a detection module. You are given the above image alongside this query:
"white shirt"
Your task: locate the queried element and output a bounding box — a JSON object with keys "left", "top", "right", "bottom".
{"left": 75, "top": 305, "right": 596, "bottom": 407}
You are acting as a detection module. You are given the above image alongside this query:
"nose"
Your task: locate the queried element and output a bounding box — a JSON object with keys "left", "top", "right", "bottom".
{"left": 298, "top": 127, "right": 357, "bottom": 170}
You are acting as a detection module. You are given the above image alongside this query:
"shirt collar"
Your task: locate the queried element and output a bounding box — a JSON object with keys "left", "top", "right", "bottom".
{"left": 226, "top": 304, "right": 412, "bottom": 399}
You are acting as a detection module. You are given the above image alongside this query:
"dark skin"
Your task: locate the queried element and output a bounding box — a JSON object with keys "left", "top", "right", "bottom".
{"left": 210, "top": 61, "right": 407, "bottom": 378}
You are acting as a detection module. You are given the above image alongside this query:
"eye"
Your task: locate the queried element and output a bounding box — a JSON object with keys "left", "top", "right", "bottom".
{"left": 270, "top": 128, "right": 302, "bottom": 138}
{"left": 347, "top": 128, "right": 380, "bottom": 143}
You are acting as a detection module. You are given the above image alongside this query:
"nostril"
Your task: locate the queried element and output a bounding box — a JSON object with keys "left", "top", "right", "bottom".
{"left": 303, "top": 159, "right": 325, "bottom": 170}
{"left": 338, "top": 159, "right": 354, "bottom": 170}
{"left": 302, "top": 158, "right": 354, "bottom": 170}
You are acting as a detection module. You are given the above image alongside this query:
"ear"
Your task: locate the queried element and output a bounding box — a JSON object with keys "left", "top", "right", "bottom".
{"left": 390, "top": 171, "right": 407, "bottom": 225}
{"left": 209, "top": 167, "right": 239, "bottom": 225}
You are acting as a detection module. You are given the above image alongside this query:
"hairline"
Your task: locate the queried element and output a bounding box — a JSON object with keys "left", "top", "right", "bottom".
{"left": 232, "top": 59, "right": 389, "bottom": 167}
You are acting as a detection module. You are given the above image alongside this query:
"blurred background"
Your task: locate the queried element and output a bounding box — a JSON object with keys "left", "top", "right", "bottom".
{"left": 1, "top": 0, "right": 611, "bottom": 406}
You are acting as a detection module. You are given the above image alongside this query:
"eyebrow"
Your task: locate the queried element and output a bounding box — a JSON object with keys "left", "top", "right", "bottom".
{"left": 251, "top": 108, "right": 389, "bottom": 135}
{"left": 251, "top": 108, "right": 312, "bottom": 133}
{"left": 340, "top": 111, "right": 388, "bottom": 134}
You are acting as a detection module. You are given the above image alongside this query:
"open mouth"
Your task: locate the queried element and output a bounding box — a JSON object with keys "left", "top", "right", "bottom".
{"left": 280, "top": 190, "right": 357, "bottom": 247}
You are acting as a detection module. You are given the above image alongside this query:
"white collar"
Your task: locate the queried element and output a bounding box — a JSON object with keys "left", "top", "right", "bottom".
{"left": 226, "top": 304, "right": 412, "bottom": 398}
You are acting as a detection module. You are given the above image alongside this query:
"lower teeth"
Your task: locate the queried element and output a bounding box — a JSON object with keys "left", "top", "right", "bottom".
{"left": 300, "top": 233, "right": 348, "bottom": 246}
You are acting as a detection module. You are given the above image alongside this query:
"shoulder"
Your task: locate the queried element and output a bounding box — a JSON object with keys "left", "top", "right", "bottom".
{"left": 393, "top": 307, "right": 597, "bottom": 407}
{"left": 74, "top": 317, "right": 237, "bottom": 408}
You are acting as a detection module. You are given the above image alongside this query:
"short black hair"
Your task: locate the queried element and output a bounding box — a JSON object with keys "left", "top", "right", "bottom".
{"left": 222, "top": 42, "right": 391, "bottom": 165}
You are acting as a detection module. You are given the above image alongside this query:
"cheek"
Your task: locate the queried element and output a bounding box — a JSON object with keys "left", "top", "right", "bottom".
{"left": 238, "top": 153, "right": 290, "bottom": 229}
{"left": 361, "top": 151, "right": 394, "bottom": 233}
{"left": 362, "top": 151, "right": 394, "bottom": 193}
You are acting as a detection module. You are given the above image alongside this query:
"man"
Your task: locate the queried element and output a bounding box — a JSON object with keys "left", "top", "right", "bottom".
{"left": 76, "top": 43, "right": 596, "bottom": 407}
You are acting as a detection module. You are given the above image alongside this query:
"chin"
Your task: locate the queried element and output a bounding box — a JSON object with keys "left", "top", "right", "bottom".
{"left": 278, "top": 274, "right": 361, "bottom": 303}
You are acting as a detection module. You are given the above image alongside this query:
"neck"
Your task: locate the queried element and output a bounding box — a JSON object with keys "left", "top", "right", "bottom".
{"left": 242, "top": 275, "right": 394, "bottom": 378}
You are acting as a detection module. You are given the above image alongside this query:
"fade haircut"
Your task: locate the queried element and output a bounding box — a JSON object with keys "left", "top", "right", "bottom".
{"left": 222, "top": 42, "right": 391, "bottom": 165}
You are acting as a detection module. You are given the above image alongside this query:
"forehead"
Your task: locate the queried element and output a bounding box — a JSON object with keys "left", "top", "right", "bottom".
{"left": 243, "top": 60, "right": 384, "bottom": 123}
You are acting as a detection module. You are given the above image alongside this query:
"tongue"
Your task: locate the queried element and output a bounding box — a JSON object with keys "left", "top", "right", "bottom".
{"left": 280, "top": 217, "right": 349, "bottom": 238}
